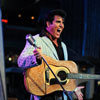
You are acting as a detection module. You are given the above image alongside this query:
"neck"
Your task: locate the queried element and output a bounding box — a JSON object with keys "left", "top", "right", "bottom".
{"left": 52, "top": 39, "right": 58, "bottom": 47}
{"left": 46, "top": 32, "right": 58, "bottom": 47}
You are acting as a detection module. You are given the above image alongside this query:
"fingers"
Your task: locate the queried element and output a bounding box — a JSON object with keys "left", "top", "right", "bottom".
{"left": 80, "top": 92, "right": 83, "bottom": 96}
{"left": 78, "top": 94, "right": 83, "bottom": 100}
{"left": 79, "top": 86, "right": 85, "bottom": 89}
{"left": 75, "top": 86, "right": 85, "bottom": 92}
{"left": 74, "top": 86, "right": 84, "bottom": 100}
{"left": 34, "top": 52, "right": 41, "bottom": 59}
{"left": 76, "top": 91, "right": 83, "bottom": 100}
{"left": 33, "top": 48, "right": 42, "bottom": 59}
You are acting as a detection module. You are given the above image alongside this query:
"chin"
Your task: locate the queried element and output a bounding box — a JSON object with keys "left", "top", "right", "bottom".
{"left": 56, "top": 35, "right": 60, "bottom": 39}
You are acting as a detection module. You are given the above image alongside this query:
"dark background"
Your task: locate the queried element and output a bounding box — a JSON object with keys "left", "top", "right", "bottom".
{"left": 1, "top": 0, "right": 100, "bottom": 100}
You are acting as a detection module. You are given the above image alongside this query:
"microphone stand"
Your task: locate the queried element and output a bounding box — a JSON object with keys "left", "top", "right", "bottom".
{"left": 26, "top": 34, "right": 71, "bottom": 100}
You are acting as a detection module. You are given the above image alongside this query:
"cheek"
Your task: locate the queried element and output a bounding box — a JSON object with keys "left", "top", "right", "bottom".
{"left": 51, "top": 26, "right": 57, "bottom": 32}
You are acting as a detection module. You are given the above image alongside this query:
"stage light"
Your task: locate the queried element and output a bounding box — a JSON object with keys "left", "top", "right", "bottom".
{"left": 2, "top": 19, "right": 8, "bottom": 23}
{"left": 8, "top": 57, "right": 12, "bottom": 61}
{"left": 82, "top": 67, "right": 86, "bottom": 71}
{"left": 31, "top": 16, "right": 35, "bottom": 20}
{"left": 18, "top": 14, "right": 22, "bottom": 18}
{"left": 97, "top": 81, "right": 100, "bottom": 86}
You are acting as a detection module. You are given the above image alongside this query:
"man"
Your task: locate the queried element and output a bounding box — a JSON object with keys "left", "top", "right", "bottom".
{"left": 18, "top": 9, "right": 84, "bottom": 100}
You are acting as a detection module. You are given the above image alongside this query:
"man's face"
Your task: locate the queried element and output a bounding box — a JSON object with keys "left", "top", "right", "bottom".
{"left": 46, "top": 15, "right": 64, "bottom": 39}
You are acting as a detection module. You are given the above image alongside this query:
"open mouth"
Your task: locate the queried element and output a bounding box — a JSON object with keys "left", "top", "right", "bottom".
{"left": 57, "top": 29, "right": 61, "bottom": 33}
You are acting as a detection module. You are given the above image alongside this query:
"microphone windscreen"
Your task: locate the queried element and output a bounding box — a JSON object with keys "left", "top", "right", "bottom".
{"left": 26, "top": 34, "right": 36, "bottom": 46}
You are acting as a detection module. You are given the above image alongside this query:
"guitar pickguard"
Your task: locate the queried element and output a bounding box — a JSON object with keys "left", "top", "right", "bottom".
{"left": 44, "top": 64, "right": 70, "bottom": 85}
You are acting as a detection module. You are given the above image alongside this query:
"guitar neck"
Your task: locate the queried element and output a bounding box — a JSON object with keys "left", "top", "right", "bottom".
{"left": 67, "top": 73, "right": 100, "bottom": 80}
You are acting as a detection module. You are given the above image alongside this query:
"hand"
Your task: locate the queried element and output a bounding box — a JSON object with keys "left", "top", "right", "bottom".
{"left": 33, "top": 47, "right": 42, "bottom": 60}
{"left": 74, "top": 86, "right": 85, "bottom": 100}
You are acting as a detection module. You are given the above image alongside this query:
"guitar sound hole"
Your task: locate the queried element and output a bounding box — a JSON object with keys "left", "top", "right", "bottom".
{"left": 57, "top": 71, "right": 67, "bottom": 81}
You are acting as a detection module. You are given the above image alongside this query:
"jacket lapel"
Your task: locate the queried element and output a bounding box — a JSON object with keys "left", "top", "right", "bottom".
{"left": 41, "top": 36, "right": 59, "bottom": 60}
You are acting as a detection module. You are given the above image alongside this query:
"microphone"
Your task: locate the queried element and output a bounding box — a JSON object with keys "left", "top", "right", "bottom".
{"left": 26, "top": 34, "right": 37, "bottom": 48}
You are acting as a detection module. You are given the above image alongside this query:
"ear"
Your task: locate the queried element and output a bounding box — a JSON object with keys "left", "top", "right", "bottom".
{"left": 46, "top": 21, "right": 51, "bottom": 27}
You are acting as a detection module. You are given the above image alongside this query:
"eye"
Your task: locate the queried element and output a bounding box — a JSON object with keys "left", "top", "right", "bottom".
{"left": 56, "top": 21, "right": 61, "bottom": 23}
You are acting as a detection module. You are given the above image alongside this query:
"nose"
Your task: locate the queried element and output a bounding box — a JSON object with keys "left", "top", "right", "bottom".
{"left": 60, "top": 23, "right": 64, "bottom": 28}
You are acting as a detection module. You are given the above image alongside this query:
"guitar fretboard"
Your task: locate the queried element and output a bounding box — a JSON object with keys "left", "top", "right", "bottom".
{"left": 67, "top": 73, "right": 100, "bottom": 80}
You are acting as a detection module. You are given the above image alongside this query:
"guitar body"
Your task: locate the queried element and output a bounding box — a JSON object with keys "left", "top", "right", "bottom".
{"left": 24, "top": 55, "right": 78, "bottom": 96}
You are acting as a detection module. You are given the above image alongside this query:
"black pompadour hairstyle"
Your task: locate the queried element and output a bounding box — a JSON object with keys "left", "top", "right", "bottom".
{"left": 45, "top": 9, "right": 67, "bottom": 22}
{"left": 44, "top": 9, "right": 67, "bottom": 28}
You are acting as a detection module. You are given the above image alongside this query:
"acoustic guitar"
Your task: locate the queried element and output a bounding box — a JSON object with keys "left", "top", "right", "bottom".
{"left": 24, "top": 54, "right": 100, "bottom": 96}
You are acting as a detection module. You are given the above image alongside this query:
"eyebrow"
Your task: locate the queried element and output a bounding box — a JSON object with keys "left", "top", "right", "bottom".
{"left": 56, "top": 20, "right": 64, "bottom": 23}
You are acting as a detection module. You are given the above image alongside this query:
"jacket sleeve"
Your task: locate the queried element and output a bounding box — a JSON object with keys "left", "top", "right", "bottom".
{"left": 17, "top": 40, "right": 37, "bottom": 68}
